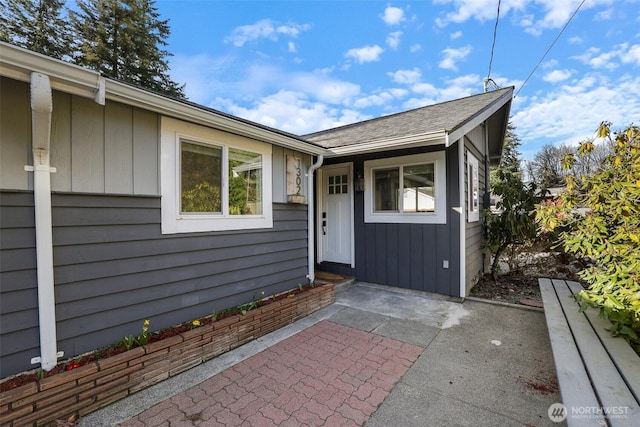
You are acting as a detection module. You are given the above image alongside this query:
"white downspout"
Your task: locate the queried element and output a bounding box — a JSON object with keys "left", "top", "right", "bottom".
{"left": 26, "top": 73, "right": 62, "bottom": 371}
{"left": 306, "top": 154, "right": 324, "bottom": 283}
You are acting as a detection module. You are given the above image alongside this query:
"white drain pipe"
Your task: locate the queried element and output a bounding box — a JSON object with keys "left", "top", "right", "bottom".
{"left": 306, "top": 154, "right": 324, "bottom": 282}
{"left": 26, "top": 72, "right": 62, "bottom": 371}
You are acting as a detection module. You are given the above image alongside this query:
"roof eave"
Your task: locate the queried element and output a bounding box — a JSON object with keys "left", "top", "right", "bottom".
{"left": 446, "top": 87, "right": 514, "bottom": 146}
{"left": 324, "top": 131, "right": 446, "bottom": 157}
{"left": 0, "top": 42, "right": 326, "bottom": 156}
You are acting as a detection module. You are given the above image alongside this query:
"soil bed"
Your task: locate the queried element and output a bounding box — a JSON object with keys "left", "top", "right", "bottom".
{"left": 0, "top": 282, "right": 328, "bottom": 393}
{"left": 470, "top": 252, "right": 585, "bottom": 306}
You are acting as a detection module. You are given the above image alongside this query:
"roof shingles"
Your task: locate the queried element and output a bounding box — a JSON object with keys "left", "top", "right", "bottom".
{"left": 304, "top": 87, "right": 513, "bottom": 149}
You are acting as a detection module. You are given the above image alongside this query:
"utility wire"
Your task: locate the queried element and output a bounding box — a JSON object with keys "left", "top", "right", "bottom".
{"left": 514, "top": 0, "right": 587, "bottom": 98}
{"left": 486, "top": 0, "right": 501, "bottom": 82}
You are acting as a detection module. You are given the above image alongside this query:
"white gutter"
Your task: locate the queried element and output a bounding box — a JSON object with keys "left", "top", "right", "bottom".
{"left": 306, "top": 155, "right": 324, "bottom": 282}
{"left": 323, "top": 131, "right": 446, "bottom": 157}
{"left": 26, "top": 73, "right": 62, "bottom": 371}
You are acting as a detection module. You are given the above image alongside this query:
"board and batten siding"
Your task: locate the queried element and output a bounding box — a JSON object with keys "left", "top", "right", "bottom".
{"left": 318, "top": 144, "right": 461, "bottom": 296}
{"left": 464, "top": 132, "right": 489, "bottom": 295}
{"left": 0, "top": 191, "right": 309, "bottom": 377}
{"left": 0, "top": 77, "right": 313, "bottom": 201}
{"left": 0, "top": 77, "right": 160, "bottom": 195}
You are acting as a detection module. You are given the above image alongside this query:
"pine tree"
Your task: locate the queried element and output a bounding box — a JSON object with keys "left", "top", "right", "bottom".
{"left": 0, "top": 0, "right": 73, "bottom": 60}
{"left": 72, "top": 0, "right": 185, "bottom": 98}
{"left": 485, "top": 123, "right": 542, "bottom": 277}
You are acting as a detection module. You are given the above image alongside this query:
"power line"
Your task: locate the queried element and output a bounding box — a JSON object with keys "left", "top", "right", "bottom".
{"left": 486, "top": 0, "right": 501, "bottom": 82}
{"left": 514, "top": 0, "right": 587, "bottom": 98}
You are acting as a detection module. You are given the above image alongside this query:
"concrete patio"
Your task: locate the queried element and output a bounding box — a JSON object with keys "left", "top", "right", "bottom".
{"left": 79, "top": 282, "right": 563, "bottom": 426}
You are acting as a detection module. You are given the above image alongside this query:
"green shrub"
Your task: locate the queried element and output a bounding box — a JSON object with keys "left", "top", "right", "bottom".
{"left": 535, "top": 122, "right": 640, "bottom": 352}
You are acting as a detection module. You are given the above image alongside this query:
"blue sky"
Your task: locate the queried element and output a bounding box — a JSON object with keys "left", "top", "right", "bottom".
{"left": 154, "top": 0, "right": 640, "bottom": 159}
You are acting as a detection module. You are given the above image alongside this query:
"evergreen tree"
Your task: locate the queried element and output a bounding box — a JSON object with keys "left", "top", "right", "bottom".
{"left": 72, "top": 0, "right": 185, "bottom": 98}
{"left": 485, "top": 123, "right": 542, "bottom": 277}
{"left": 0, "top": 0, "right": 73, "bottom": 60}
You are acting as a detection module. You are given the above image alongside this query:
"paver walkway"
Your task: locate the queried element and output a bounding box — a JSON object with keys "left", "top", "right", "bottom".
{"left": 119, "top": 320, "right": 423, "bottom": 426}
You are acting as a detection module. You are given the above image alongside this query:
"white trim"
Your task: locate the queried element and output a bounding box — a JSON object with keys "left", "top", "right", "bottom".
{"left": 458, "top": 140, "right": 466, "bottom": 298}
{"left": 363, "top": 152, "right": 447, "bottom": 224}
{"left": 161, "top": 117, "right": 273, "bottom": 233}
{"left": 447, "top": 90, "right": 513, "bottom": 145}
{"left": 467, "top": 151, "right": 480, "bottom": 222}
{"left": 316, "top": 163, "right": 355, "bottom": 267}
{"left": 325, "top": 133, "right": 446, "bottom": 157}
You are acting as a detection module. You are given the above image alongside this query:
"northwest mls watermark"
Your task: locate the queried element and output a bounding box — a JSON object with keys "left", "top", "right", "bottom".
{"left": 548, "top": 403, "right": 630, "bottom": 423}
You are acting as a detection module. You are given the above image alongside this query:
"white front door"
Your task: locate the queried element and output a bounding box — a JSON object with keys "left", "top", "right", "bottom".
{"left": 319, "top": 164, "right": 353, "bottom": 265}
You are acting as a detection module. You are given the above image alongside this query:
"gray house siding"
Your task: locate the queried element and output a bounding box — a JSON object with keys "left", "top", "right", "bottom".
{"left": 318, "top": 144, "right": 461, "bottom": 296}
{"left": 0, "top": 77, "right": 312, "bottom": 201}
{"left": 464, "top": 131, "right": 489, "bottom": 295}
{"left": 0, "top": 190, "right": 308, "bottom": 377}
{"left": 0, "top": 78, "right": 160, "bottom": 195}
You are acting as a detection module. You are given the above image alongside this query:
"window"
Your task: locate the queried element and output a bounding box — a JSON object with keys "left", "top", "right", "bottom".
{"left": 161, "top": 117, "right": 272, "bottom": 234}
{"left": 364, "top": 152, "right": 446, "bottom": 224}
{"left": 467, "top": 152, "right": 480, "bottom": 222}
{"left": 328, "top": 174, "right": 349, "bottom": 195}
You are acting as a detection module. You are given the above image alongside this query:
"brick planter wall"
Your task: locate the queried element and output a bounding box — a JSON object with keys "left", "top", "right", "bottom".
{"left": 0, "top": 284, "right": 335, "bottom": 426}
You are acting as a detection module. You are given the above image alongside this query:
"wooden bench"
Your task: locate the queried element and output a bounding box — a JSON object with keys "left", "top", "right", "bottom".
{"left": 539, "top": 278, "right": 640, "bottom": 426}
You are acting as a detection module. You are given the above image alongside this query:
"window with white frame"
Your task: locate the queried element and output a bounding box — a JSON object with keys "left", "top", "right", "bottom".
{"left": 364, "top": 152, "right": 447, "bottom": 224}
{"left": 467, "top": 152, "right": 480, "bottom": 222}
{"left": 161, "top": 117, "right": 272, "bottom": 234}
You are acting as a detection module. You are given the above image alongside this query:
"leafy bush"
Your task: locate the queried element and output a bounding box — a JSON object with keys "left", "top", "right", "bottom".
{"left": 535, "top": 122, "right": 640, "bottom": 352}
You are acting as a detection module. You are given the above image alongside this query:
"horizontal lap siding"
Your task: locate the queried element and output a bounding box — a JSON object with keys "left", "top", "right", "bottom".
{"left": 0, "top": 192, "right": 38, "bottom": 377}
{"left": 465, "top": 138, "right": 488, "bottom": 295}
{"left": 0, "top": 191, "right": 308, "bottom": 377}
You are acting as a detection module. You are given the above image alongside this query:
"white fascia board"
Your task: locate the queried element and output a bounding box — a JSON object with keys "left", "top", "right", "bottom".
{"left": 325, "top": 131, "right": 446, "bottom": 157}
{"left": 446, "top": 91, "right": 513, "bottom": 146}
{"left": 0, "top": 42, "right": 103, "bottom": 101}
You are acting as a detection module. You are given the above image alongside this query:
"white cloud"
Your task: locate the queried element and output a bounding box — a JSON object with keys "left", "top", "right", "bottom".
{"left": 386, "top": 31, "right": 403, "bottom": 49}
{"left": 439, "top": 45, "right": 472, "bottom": 71}
{"left": 411, "top": 82, "right": 438, "bottom": 96}
{"left": 622, "top": 44, "right": 640, "bottom": 66}
{"left": 353, "top": 89, "right": 407, "bottom": 109}
{"left": 450, "top": 31, "right": 463, "bottom": 39}
{"left": 220, "top": 90, "right": 372, "bottom": 134}
{"left": 573, "top": 43, "right": 640, "bottom": 71}
{"left": 435, "top": 0, "right": 615, "bottom": 35}
{"left": 434, "top": 0, "right": 525, "bottom": 26}
{"left": 595, "top": 8, "right": 614, "bottom": 21}
{"left": 410, "top": 44, "right": 422, "bottom": 53}
{"left": 543, "top": 69, "right": 573, "bottom": 83}
{"left": 345, "top": 45, "right": 384, "bottom": 63}
{"left": 382, "top": 6, "right": 405, "bottom": 25}
{"left": 388, "top": 68, "right": 422, "bottom": 84}
{"left": 446, "top": 74, "right": 482, "bottom": 88}
{"left": 512, "top": 73, "right": 640, "bottom": 159}
{"left": 288, "top": 42, "right": 296, "bottom": 53}
{"left": 288, "top": 73, "right": 361, "bottom": 105}
{"left": 276, "top": 23, "right": 311, "bottom": 37}
{"left": 224, "top": 19, "right": 310, "bottom": 47}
